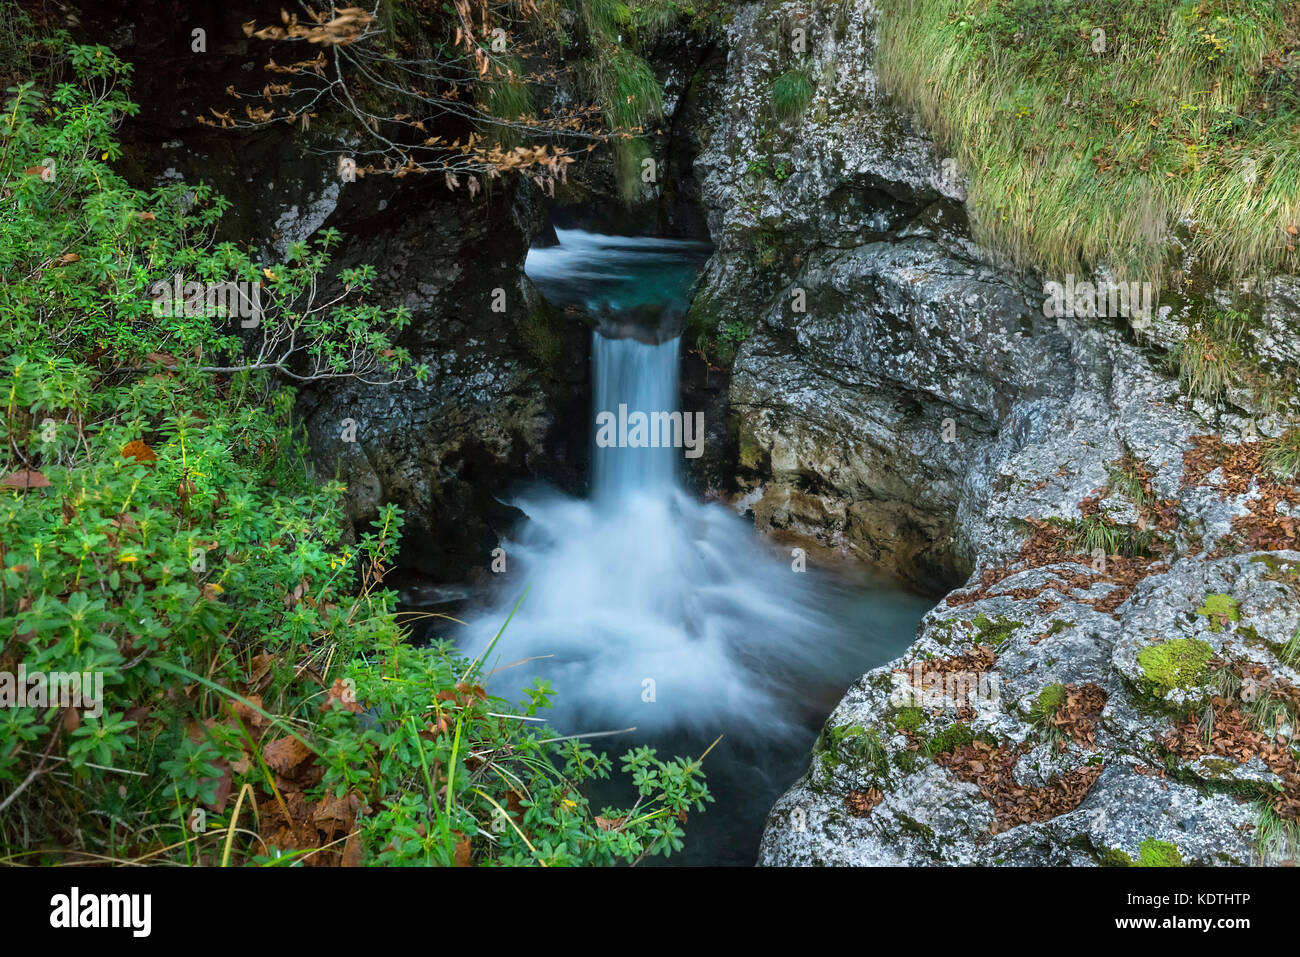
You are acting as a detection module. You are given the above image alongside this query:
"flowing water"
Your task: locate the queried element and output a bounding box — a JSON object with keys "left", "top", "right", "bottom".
{"left": 458, "top": 228, "right": 933, "bottom": 864}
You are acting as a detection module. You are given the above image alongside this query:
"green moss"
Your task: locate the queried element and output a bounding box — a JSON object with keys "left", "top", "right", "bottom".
{"left": 923, "top": 722, "right": 984, "bottom": 757}
{"left": 1043, "top": 620, "right": 1071, "bottom": 639}
{"left": 895, "top": 812, "right": 935, "bottom": 841}
{"left": 1195, "top": 593, "right": 1240, "bottom": 632}
{"left": 736, "top": 430, "right": 767, "bottom": 472}
{"left": 1137, "top": 638, "right": 1214, "bottom": 696}
{"left": 890, "top": 706, "right": 926, "bottom": 733}
{"left": 817, "top": 722, "right": 890, "bottom": 784}
{"left": 930, "top": 620, "right": 957, "bottom": 647}
{"left": 1250, "top": 554, "right": 1300, "bottom": 578}
{"left": 521, "top": 300, "right": 564, "bottom": 372}
{"left": 1196, "top": 757, "right": 1243, "bottom": 777}
{"left": 1099, "top": 847, "right": 1133, "bottom": 867}
{"left": 1136, "top": 837, "right": 1184, "bottom": 867}
{"left": 892, "top": 749, "right": 919, "bottom": 774}
{"left": 971, "top": 613, "right": 1021, "bottom": 647}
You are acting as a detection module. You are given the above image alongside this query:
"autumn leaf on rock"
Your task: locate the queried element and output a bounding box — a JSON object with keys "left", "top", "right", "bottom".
{"left": 844, "top": 788, "right": 883, "bottom": 817}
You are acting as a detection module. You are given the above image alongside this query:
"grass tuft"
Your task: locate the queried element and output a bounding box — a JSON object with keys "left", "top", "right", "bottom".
{"left": 770, "top": 67, "right": 814, "bottom": 123}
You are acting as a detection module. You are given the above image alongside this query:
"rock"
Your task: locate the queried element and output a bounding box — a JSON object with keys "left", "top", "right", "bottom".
{"left": 684, "top": 0, "right": 1300, "bottom": 866}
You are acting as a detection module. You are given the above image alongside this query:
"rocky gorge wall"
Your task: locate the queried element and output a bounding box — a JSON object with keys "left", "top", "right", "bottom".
{"left": 683, "top": 0, "right": 1300, "bottom": 866}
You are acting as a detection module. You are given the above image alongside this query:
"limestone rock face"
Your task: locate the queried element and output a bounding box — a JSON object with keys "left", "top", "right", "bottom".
{"left": 687, "top": 1, "right": 1300, "bottom": 865}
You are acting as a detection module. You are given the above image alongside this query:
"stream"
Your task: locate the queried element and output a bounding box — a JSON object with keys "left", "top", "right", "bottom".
{"left": 456, "top": 228, "right": 933, "bottom": 865}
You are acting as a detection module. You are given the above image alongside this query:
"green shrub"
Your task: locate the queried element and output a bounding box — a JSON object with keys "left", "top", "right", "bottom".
{"left": 0, "top": 38, "right": 708, "bottom": 866}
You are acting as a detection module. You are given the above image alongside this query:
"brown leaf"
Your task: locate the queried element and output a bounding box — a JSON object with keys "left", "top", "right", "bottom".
{"left": 0, "top": 470, "right": 51, "bottom": 488}
{"left": 341, "top": 830, "right": 363, "bottom": 867}
{"left": 231, "top": 694, "right": 267, "bottom": 730}
{"left": 247, "top": 652, "right": 275, "bottom": 690}
{"left": 121, "top": 440, "right": 157, "bottom": 464}
{"left": 262, "top": 736, "right": 312, "bottom": 775}
{"left": 320, "top": 678, "right": 363, "bottom": 713}
{"left": 844, "top": 788, "right": 883, "bottom": 817}
{"left": 453, "top": 833, "right": 472, "bottom": 867}
{"left": 312, "top": 790, "right": 360, "bottom": 833}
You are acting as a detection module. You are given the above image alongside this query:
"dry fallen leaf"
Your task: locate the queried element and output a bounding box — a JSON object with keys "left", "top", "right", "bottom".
{"left": 0, "top": 470, "right": 51, "bottom": 488}
{"left": 121, "top": 440, "right": 158, "bottom": 464}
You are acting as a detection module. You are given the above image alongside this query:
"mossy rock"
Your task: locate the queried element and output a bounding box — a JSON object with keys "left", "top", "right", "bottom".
{"left": 1137, "top": 638, "right": 1214, "bottom": 696}
{"left": 890, "top": 706, "right": 926, "bottom": 733}
{"left": 923, "top": 722, "right": 994, "bottom": 757}
{"left": 892, "top": 749, "right": 919, "bottom": 774}
{"left": 1099, "top": 847, "right": 1133, "bottom": 867}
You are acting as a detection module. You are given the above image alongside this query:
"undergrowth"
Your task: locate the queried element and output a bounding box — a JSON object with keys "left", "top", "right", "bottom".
{"left": 0, "top": 37, "right": 709, "bottom": 867}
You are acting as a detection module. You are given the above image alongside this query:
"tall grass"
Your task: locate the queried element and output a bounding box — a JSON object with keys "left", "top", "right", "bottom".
{"left": 585, "top": 42, "right": 663, "bottom": 200}
{"left": 477, "top": 55, "right": 535, "bottom": 149}
{"left": 1262, "top": 427, "right": 1300, "bottom": 482}
{"left": 771, "top": 67, "right": 815, "bottom": 123}
{"left": 875, "top": 0, "right": 1300, "bottom": 291}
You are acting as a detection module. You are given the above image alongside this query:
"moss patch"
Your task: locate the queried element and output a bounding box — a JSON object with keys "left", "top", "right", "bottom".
{"left": 923, "top": 722, "right": 996, "bottom": 757}
{"left": 1136, "top": 837, "right": 1184, "bottom": 867}
{"left": 1137, "top": 638, "right": 1214, "bottom": 696}
{"left": 971, "top": 613, "right": 1021, "bottom": 648}
{"left": 1099, "top": 846, "right": 1133, "bottom": 867}
{"left": 890, "top": 706, "right": 926, "bottom": 733}
{"left": 1196, "top": 593, "right": 1241, "bottom": 632}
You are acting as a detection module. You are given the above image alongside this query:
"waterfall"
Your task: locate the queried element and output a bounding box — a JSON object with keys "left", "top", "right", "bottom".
{"left": 590, "top": 334, "right": 685, "bottom": 498}
{"left": 454, "top": 228, "right": 931, "bottom": 862}
{"left": 458, "top": 233, "right": 928, "bottom": 742}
